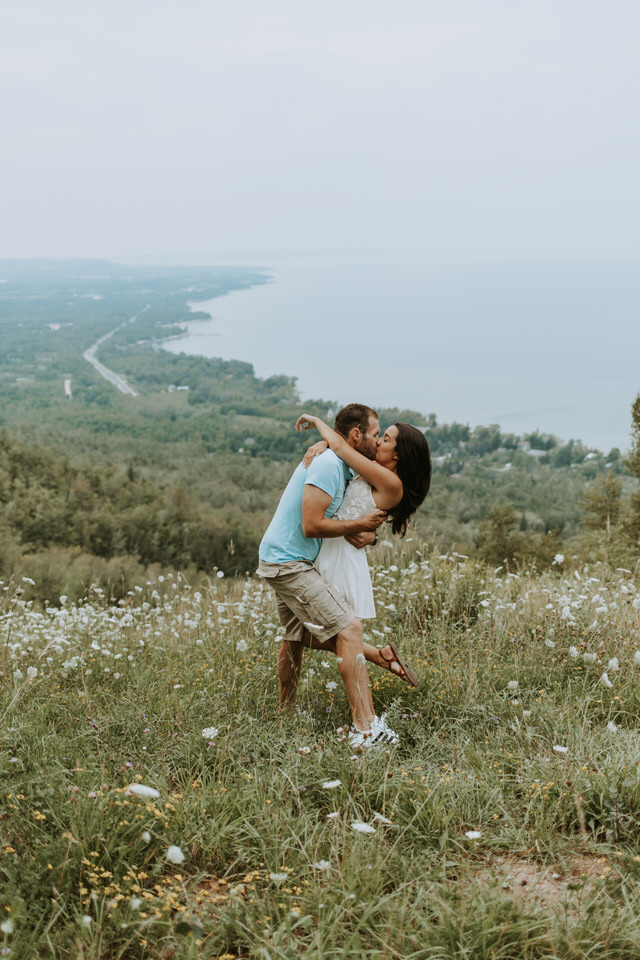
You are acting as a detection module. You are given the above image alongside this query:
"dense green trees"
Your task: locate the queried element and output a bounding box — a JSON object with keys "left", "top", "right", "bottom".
{"left": 2, "top": 261, "right": 638, "bottom": 601}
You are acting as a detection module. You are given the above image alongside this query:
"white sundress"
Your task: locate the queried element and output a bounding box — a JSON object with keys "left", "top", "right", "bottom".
{"left": 316, "top": 475, "right": 377, "bottom": 619}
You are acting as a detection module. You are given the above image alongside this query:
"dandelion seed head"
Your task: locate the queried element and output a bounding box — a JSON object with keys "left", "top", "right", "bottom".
{"left": 166, "top": 845, "right": 185, "bottom": 864}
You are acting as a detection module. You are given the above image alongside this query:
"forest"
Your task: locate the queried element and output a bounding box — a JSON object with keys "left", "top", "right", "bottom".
{"left": 0, "top": 259, "right": 637, "bottom": 602}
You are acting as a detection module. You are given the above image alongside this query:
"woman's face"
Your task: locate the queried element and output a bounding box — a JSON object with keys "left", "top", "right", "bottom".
{"left": 376, "top": 424, "right": 399, "bottom": 468}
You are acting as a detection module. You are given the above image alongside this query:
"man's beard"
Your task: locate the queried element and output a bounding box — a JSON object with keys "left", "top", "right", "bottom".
{"left": 356, "top": 437, "right": 378, "bottom": 461}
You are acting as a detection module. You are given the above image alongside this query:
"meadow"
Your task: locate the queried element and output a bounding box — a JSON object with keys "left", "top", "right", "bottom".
{"left": 3, "top": 544, "right": 640, "bottom": 959}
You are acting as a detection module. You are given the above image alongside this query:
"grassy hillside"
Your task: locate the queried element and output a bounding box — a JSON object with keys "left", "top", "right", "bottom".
{"left": 3, "top": 549, "right": 640, "bottom": 956}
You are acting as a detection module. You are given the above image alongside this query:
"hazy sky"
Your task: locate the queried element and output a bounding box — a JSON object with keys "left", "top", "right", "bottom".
{"left": 2, "top": 0, "right": 639, "bottom": 261}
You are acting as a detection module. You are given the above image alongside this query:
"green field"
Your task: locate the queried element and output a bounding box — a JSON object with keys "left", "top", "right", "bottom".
{"left": 3, "top": 547, "right": 640, "bottom": 958}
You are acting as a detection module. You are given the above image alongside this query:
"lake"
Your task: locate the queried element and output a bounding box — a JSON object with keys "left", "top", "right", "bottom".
{"left": 162, "top": 257, "right": 640, "bottom": 452}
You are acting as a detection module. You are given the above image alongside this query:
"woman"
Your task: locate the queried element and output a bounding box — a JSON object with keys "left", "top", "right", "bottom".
{"left": 296, "top": 413, "right": 432, "bottom": 686}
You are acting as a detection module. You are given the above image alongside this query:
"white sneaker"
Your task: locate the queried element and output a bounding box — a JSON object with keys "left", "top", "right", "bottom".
{"left": 348, "top": 714, "right": 399, "bottom": 748}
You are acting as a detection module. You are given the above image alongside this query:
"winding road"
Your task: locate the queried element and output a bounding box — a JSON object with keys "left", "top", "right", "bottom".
{"left": 83, "top": 305, "right": 150, "bottom": 397}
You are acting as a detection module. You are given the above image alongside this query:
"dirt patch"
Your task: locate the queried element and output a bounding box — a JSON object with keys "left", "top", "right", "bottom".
{"left": 474, "top": 853, "right": 613, "bottom": 909}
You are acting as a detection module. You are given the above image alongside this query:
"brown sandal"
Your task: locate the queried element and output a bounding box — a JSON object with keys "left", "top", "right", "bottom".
{"left": 379, "top": 642, "right": 418, "bottom": 688}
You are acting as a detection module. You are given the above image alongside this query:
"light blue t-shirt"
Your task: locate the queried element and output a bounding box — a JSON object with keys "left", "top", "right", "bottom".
{"left": 259, "top": 450, "right": 353, "bottom": 564}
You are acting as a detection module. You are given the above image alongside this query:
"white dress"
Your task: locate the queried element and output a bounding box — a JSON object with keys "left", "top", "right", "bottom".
{"left": 316, "top": 475, "right": 377, "bottom": 619}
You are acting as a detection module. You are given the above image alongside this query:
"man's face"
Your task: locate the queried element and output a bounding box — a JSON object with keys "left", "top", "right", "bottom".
{"left": 354, "top": 416, "right": 380, "bottom": 460}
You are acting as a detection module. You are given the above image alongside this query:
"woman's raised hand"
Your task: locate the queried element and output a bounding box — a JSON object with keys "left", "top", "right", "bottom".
{"left": 295, "top": 414, "right": 321, "bottom": 432}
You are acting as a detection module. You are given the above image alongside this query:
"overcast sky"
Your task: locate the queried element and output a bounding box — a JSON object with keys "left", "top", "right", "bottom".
{"left": 2, "top": 0, "right": 639, "bottom": 262}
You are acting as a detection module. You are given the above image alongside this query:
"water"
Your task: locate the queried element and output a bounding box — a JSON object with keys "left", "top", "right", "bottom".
{"left": 162, "top": 257, "right": 640, "bottom": 452}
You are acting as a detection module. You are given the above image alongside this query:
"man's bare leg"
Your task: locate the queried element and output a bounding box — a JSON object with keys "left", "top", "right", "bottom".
{"left": 278, "top": 640, "right": 304, "bottom": 708}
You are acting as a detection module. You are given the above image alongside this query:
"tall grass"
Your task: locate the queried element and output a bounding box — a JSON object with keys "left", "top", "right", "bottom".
{"left": 2, "top": 549, "right": 640, "bottom": 958}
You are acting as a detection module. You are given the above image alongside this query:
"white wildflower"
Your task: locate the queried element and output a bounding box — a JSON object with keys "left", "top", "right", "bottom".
{"left": 608, "top": 657, "right": 620, "bottom": 672}
{"left": 545, "top": 638, "right": 555, "bottom": 649}
{"left": 372, "top": 812, "right": 393, "bottom": 825}
{"left": 314, "top": 860, "right": 331, "bottom": 871}
{"left": 127, "top": 784, "right": 160, "bottom": 799}
{"left": 633, "top": 598, "right": 640, "bottom": 610}
{"left": 166, "top": 845, "right": 185, "bottom": 864}
{"left": 569, "top": 646, "right": 579, "bottom": 658}
{"left": 0, "top": 918, "right": 14, "bottom": 934}
{"left": 13, "top": 669, "right": 23, "bottom": 681}
{"left": 236, "top": 639, "right": 248, "bottom": 652}
{"left": 269, "top": 872, "right": 288, "bottom": 883}
{"left": 507, "top": 680, "right": 519, "bottom": 691}
{"left": 465, "top": 830, "right": 482, "bottom": 840}
{"left": 351, "top": 821, "right": 376, "bottom": 834}
{"left": 141, "top": 831, "right": 151, "bottom": 844}
{"left": 522, "top": 710, "right": 532, "bottom": 719}
{"left": 553, "top": 745, "right": 569, "bottom": 754}
{"left": 583, "top": 652, "right": 596, "bottom": 664}
{"left": 303, "top": 622, "right": 325, "bottom": 632}
{"left": 202, "top": 726, "right": 219, "bottom": 739}
{"left": 321, "top": 779, "right": 342, "bottom": 789}
{"left": 355, "top": 653, "right": 366, "bottom": 665}
{"left": 26, "top": 666, "right": 38, "bottom": 680}
{"left": 80, "top": 915, "right": 92, "bottom": 928}
{"left": 298, "top": 746, "right": 311, "bottom": 755}
{"left": 326, "top": 681, "right": 338, "bottom": 692}
{"left": 326, "top": 812, "right": 340, "bottom": 819}
{"left": 634, "top": 650, "right": 640, "bottom": 665}
{"left": 607, "top": 721, "right": 618, "bottom": 733}
{"left": 130, "top": 898, "right": 142, "bottom": 909}
{"left": 600, "top": 672, "right": 613, "bottom": 688}
{"left": 216, "top": 570, "right": 224, "bottom": 578}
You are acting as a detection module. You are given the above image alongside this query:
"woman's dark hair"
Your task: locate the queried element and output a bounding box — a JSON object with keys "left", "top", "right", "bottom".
{"left": 386, "top": 422, "right": 432, "bottom": 537}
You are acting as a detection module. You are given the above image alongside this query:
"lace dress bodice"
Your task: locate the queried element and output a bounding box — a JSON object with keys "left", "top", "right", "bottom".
{"left": 334, "top": 476, "right": 376, "bottom": 520}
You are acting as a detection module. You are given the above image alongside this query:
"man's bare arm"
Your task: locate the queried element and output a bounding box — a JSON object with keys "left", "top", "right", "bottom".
{"left": 301, "top": 485, "right": 386, "bottom": 539}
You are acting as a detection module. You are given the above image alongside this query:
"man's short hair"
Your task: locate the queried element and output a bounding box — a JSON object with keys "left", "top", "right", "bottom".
{"left": 334, "top": 403, "right": 379, "bottom": 439}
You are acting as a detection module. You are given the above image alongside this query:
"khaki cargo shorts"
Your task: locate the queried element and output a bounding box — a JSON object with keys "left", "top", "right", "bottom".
{"left": 257, "top": 559, "right": 355, "bottom": 643}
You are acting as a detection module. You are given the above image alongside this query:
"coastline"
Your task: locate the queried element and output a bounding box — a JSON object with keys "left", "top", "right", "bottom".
{"left": 158, "top": 259, "right": 636, "bottom": 453}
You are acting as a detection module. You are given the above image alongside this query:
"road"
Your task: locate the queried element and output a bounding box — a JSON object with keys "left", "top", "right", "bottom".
{"left": 83, "top": 305, "right": 150, "bottom": 397}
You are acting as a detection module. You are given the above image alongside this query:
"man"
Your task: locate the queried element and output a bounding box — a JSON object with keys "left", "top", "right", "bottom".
{"left": 257, "top": 403, "right": 395, "bottom": 744}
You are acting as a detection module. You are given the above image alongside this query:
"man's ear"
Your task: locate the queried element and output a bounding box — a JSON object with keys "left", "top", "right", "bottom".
{"left": 348, "top": 427, "right": 361, "bottom": 446}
